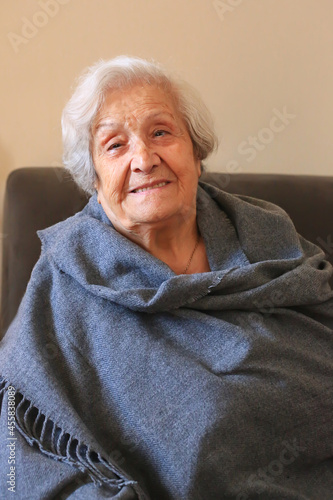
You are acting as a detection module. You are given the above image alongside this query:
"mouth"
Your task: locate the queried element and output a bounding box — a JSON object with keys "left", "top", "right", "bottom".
{"left": 131, "top": 181, "right": 170, "bottom": 193}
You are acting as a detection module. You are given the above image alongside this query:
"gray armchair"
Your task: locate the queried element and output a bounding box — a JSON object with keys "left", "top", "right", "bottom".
{"left": 1, "top": 167, "right": 332, "bottom": 338}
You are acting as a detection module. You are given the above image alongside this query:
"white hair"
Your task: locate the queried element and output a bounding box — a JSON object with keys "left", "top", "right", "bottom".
{"left": 61, "top": 56, "right": 218, "bottom": 195}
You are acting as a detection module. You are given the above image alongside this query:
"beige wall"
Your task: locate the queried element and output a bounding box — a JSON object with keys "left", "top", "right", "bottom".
{"left": 0, "top": 0, "right": 332, "bottom": 281}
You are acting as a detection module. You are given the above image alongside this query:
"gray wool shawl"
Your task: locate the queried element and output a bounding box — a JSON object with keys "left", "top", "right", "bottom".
{"left": 1, "top": 181, "right": 333, "bottom": 499}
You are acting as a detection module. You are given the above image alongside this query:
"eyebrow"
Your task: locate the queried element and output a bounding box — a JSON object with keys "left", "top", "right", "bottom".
{"left": 94, "top": 121, "right": 119, "bottom": 132}
{"left": 94, "top": 111, "right": 176, "bottom": 132}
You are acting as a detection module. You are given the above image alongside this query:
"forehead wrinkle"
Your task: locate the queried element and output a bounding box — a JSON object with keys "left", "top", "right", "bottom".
{"left": 92, "top": 84, "right": 186, "bottom": 140}
{"left": 94, "top": 110, "right": 179, "bottom": 137}
{"left": 95, "top": 120, "right": 119, "bottom": 132}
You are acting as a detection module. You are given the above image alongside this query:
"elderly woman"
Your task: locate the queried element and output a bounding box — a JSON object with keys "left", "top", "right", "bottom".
{"left": 0, "top": 56, "right": 333, "bottom": 500}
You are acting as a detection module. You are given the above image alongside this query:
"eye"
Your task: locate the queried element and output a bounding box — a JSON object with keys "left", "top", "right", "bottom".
{"left": 154, "top": 130, "right": 168, "bottom": 137}
{"left": 107, "top": 142, "right": 122, "bottom": 151}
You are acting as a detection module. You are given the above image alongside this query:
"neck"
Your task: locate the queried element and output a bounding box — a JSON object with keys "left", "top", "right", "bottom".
{"left": 111, "top": 213, "right": 203, "bottom": 275}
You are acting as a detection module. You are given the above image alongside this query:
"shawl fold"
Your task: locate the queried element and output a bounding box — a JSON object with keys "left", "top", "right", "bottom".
{"left": 1, "top": 181, "right": 333, "bottom": 499}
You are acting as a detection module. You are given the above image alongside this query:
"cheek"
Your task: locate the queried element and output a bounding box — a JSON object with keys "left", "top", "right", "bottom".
{"left": 178, "top": 153, "right": 201, "bottom": 181}
{"left": 96, "top": 161, "right": 122, "bottom": 197}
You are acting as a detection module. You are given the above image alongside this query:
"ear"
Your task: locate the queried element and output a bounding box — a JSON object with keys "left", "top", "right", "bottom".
{"left": 94, "top": 179, "right": 101, "bottom": 204}
{"left": 94, "top": 172, "right": 100, "bottom": 191}
{"left": 196, "top": 159, "right": 202, "bottom": 178}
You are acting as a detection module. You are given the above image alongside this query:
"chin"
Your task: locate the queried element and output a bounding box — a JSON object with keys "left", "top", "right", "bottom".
{"left": 128, "top": 204, "right": 178, "bottom": 222}
{"left": 130, "top": 210, "right": 177, "bottom": 225}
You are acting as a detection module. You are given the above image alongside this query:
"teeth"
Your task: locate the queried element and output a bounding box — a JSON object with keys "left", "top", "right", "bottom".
{"left": 134, "top": 182, "right": 168, "bottom": 193}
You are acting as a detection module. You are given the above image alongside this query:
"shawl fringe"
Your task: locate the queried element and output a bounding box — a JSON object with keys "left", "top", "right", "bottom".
{"left": 0, "top": 377, "right": 138, "bottom": 492}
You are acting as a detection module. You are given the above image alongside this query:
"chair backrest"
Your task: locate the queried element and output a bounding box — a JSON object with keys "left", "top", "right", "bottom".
{"left": 1, "top": 167, "right": 332, "bottom": 337}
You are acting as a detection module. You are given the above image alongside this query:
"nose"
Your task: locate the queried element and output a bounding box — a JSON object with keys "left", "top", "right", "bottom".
{"left": 130, "top": 139, "right": 161, "bottom": 173}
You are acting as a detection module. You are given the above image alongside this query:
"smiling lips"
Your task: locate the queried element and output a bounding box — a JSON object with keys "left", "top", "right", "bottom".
{"left": 131, "top": 181, "right": 170, "bottom": 193}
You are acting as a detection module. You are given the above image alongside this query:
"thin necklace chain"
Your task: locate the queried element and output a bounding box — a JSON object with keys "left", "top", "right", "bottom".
{"left": 182, "top": 232, "right": 200, "bottom": 274}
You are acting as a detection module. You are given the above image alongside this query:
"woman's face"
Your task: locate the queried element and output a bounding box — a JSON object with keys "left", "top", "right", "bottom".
{"left": 91, "top": 84, "right": 201, "bottom": 233}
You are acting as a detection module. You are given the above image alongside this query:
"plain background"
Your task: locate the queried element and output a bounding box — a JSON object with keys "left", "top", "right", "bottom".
{"left": 0, "top": 0, "right": 332, "bottom": 284}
